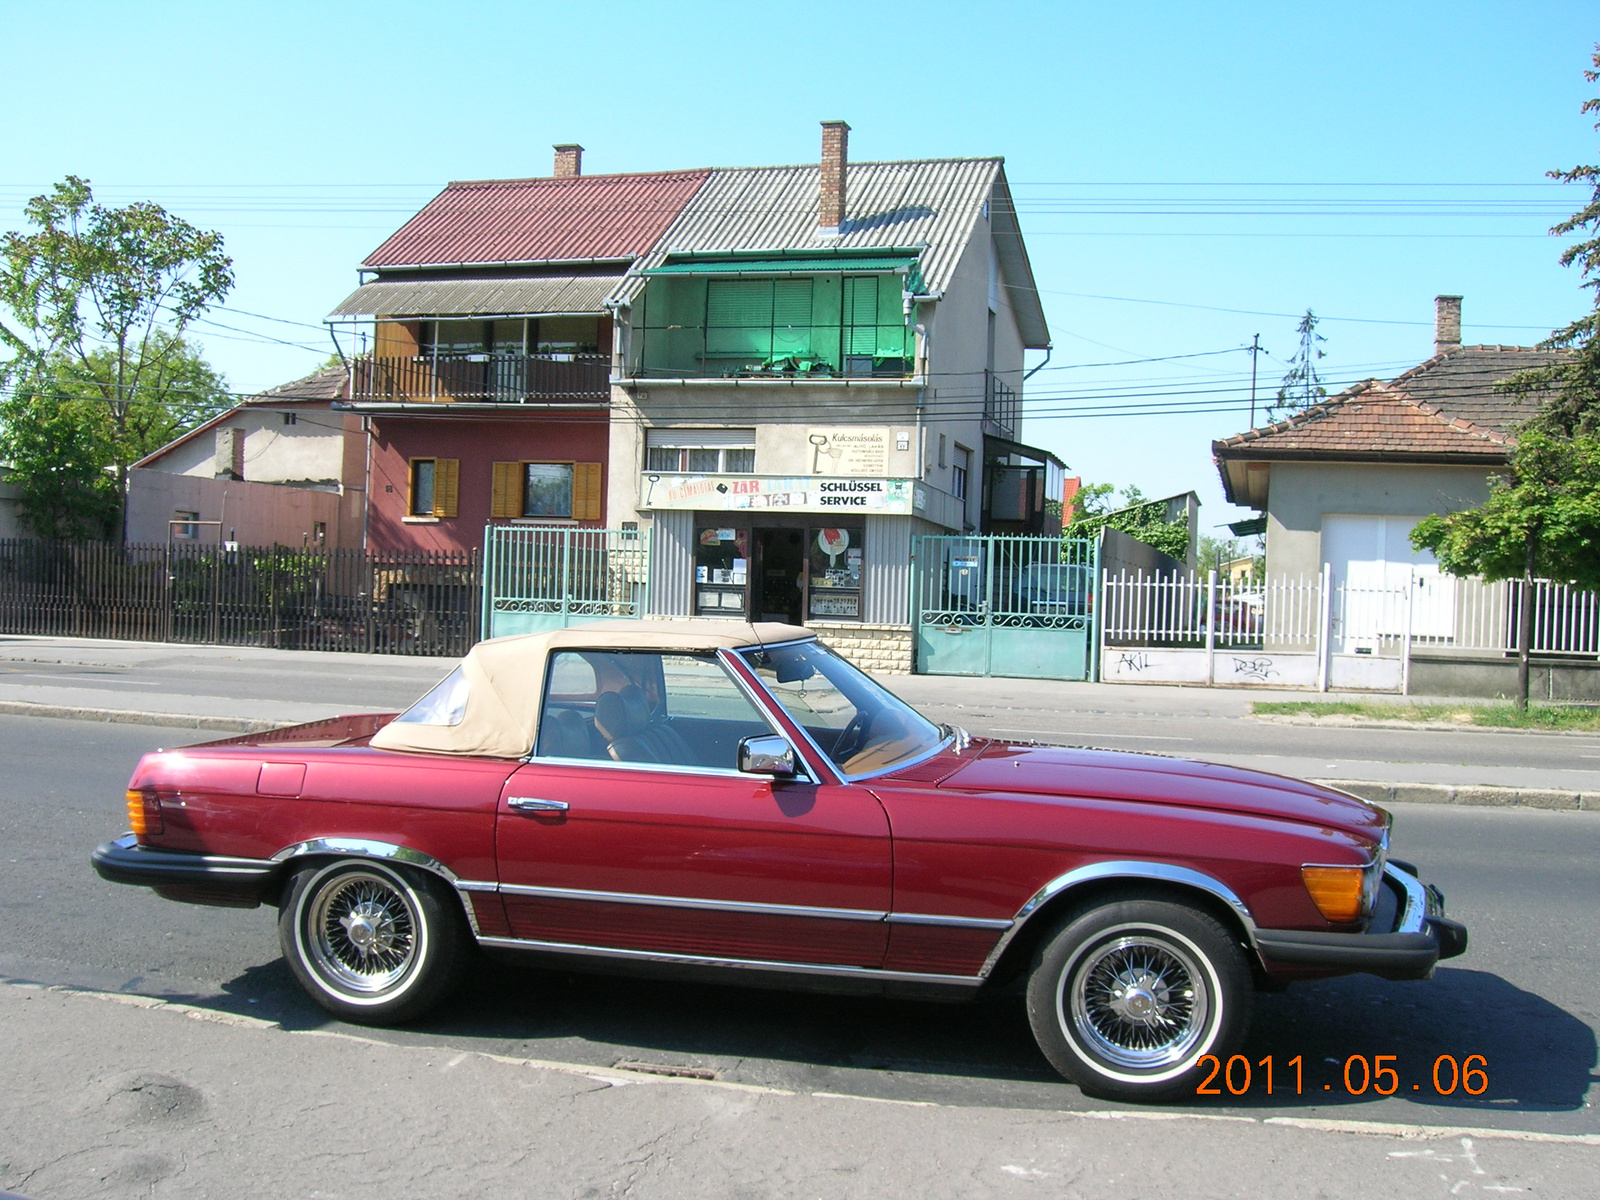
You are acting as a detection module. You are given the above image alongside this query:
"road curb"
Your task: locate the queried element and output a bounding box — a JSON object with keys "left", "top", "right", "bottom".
{"left": 1313, "top": 778, "right": 1596, "bottom": 811}
{"left": 0, "top": 700, "right": 293, "bottom": 734}
{"left": 1255, "top": 713, "right": 1600, "bottom": 737}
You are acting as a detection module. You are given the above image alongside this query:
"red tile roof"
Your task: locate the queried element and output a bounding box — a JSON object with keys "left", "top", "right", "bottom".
{"left": 1213, "top": 379, "right": 1514, "bottom": 461}
{"left": 362, "top": 170, "right": 711, "bottom": 269}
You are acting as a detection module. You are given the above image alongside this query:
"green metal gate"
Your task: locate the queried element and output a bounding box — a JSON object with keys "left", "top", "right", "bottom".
{"left": 482, "top": 526, "right": 651, "bottom": 639}
{"left": 913, "top": 534, "right": 1098, "bottom": 679}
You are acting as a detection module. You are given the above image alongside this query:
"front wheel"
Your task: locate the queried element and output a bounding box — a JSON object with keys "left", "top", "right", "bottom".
{"left": 1025, "top": 896, "right": 1252, "bottom": 1102}
{"left": 279, "top": 859, "right": 465, "bottom": 1024}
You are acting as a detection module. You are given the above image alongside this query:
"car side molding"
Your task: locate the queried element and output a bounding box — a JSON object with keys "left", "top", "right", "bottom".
{"left": 979, "top": 860, "right": 1260, "bottom": 978}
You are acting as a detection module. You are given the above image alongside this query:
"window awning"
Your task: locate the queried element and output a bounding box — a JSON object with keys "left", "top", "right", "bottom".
{"left": 326, "top": 275, "right": 623, "bottom": 320}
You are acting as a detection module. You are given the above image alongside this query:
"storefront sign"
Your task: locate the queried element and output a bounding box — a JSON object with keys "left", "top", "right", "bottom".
{"left": 807, "top": 428, "right": 889, "bottom": 475}
{"left": 643, "top": 474, "right": 918, "bottom": 515}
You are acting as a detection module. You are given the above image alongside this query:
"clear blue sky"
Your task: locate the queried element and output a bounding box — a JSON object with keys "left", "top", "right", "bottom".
{"left": 4, "top": 0, "right": 1595, "bottom": 531}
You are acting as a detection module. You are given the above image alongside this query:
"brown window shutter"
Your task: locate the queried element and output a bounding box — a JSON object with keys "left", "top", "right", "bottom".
{"left": 573, "top": 462, "right": 603, "bottom": 521}
{"left": 434, "top": 458, "right": 460, "bottom": 518}
{"left": 491, "top": 461, "right": 521, "bottom": 520}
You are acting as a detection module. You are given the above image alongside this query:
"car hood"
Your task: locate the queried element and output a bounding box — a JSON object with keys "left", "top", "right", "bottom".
{"left": 932, "top": 739, "right": 1386, "bottom": 840}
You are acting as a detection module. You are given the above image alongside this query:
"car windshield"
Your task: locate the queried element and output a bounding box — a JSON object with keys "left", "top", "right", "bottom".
{"left": 740, "top": 640, "right": 946, "bottom": 775}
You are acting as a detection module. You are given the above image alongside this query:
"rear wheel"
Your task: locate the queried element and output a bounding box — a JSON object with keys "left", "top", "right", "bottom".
{"left": 279, "top": 859, "right": 464, "bottom": 1024}
{"left": 1025, "top": 896, "right": 1252, "bottom": 1101}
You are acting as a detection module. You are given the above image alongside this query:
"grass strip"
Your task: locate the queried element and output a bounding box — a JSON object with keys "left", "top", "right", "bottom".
{"left": 1252, "top": 700, "right": 1600, "bottom": 731}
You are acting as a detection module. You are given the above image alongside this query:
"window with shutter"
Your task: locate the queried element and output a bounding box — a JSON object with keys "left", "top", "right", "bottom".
{"left": 706, "top": 280, "right": 773, "bottom": 357}
{"left": 491, "top": 461, "right": 521, "bottom": 519}
{"left": 408, "top": 459, "right": 436, "bottom": 516}
{"left": 433, "top": 459, "right": 460, "bottom": 518}
{"left": 573, "top": 462, "right": 603, "bottom": 520}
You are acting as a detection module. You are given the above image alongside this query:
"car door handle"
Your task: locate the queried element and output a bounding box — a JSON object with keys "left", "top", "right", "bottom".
{"left": 508, "top": 797, "right": 569, "bottom": 813}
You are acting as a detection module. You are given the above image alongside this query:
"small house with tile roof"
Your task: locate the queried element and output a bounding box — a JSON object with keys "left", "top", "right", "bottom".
{"left": 124, "top": 366, "right": 365, "bottom": 547}
{"left": 1212, "top": 295, "right": 1560, "bottom": 650}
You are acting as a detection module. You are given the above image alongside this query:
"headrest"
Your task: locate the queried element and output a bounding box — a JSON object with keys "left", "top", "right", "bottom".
{"left": 595, "top": 686, "right": 650, "bottom": 741}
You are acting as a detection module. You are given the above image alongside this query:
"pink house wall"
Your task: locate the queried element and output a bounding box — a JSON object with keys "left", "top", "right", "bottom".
{"left": 126, "top": 469, "right": 353, "bottom": 548}
{"left": 367, "top": 412, "right": 610, "bottom": 554}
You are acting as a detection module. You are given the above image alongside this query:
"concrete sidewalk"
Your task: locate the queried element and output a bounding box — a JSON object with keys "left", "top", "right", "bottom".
{"left": 3, "top": 981, "right": 1593, "bottom": 1200}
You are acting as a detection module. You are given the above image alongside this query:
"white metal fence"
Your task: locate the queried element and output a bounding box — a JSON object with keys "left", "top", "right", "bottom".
{"left": 1099, "top": 567, "right": 1600, "bottom": 691}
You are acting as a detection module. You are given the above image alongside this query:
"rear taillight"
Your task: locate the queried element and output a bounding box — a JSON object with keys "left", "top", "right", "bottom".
{"left": 126, "top": 789, "right": 163, "bottom": 836}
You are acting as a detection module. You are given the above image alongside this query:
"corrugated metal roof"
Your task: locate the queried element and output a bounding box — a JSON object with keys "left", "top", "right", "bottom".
{"left": 327, "top": 275, "right": 624, "bottom": 318}
{"left": 362, "top": 170, "right": 710, "bottom": 269}
{"left": 609, "top": 159, "right": 1049, "bottom": 348}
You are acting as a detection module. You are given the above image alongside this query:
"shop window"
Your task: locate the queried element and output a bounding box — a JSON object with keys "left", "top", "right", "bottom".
{"left": 408, "top": 457, "right": 459, "bottom": 518}
{"left": 491, "top": 461, "right": 603, "bottom": 521}
{"left": 807, "top": 524, "right": 863, "bottom": 620}
{"left": 695, "top": 527, "right": 749, "bottom": 615}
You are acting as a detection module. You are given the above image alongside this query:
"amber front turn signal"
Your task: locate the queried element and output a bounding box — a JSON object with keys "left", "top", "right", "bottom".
{"left": 1301, "top": 865, "right": 1365, "bottom": 923}
{"left": 126, "top": 789, "right": 162, "bottom": 836}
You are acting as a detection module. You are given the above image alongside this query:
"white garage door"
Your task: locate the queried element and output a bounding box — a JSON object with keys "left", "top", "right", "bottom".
{"left": 1322, "top": 514, "right": 1455, "bottom": 651}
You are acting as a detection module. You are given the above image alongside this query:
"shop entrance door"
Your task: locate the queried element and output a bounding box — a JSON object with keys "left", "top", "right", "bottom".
{"left": 752, "top": 528, "right": 806, "bottom": 624}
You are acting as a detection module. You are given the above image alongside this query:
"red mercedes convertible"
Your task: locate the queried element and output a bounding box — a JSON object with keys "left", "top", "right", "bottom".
{"left": 93, "top": 620, "right": 1465, "bottom": 1101}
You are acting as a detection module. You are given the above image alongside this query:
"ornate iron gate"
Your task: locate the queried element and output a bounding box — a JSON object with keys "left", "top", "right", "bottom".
{"left": 913, "top": 535, "right": 1098, "bottom": 679}
{"left": 482, "top": 526, "right": 652, "bottom": 639}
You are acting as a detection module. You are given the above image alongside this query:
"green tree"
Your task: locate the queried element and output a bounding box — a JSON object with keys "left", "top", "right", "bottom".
{"left": 0, "top": 367, "right": 119, "bottom": 539}
{"left": 0, "top": 176, "right": 233, "bottom": 537}
{"left": 1412, "top": 431, "right": 1600, "bottom": 708}
{"left": 1502, "top": 45, "right": 1600, "bottom": 436}
{"left": 1271, "top": 310, "right": 1327, "bottom": 418}
{"left": 1068, "top": 483, "right": 1191, "bottom": 562}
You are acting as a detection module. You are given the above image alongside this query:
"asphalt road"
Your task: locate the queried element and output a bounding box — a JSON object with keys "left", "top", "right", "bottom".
{"left": 3, "top": 714, "right": 1595, "bottom": 1138}
{"left": 2, "top": 635, "right": 1597, "bottom": 791}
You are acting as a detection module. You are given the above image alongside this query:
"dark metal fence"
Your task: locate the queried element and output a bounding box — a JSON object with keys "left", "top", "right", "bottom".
{"left": 0, "top": 539, "right": 481, "bottom": 657}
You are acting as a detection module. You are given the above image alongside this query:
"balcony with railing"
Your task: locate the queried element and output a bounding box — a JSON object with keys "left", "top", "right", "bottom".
{"left": 350, "top": 351, "right": 610, "bottom": 405}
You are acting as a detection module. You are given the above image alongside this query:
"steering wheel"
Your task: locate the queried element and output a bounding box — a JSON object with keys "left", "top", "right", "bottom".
{"left": 833, "top": 709, "right": 874, "bottom": 761}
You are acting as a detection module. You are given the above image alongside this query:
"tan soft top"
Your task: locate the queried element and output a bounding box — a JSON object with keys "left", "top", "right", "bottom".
{"left": 369, "top": 619, "right": 809, "bottom": 759}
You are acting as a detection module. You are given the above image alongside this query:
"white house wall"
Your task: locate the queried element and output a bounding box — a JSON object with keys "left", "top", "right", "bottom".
{"left": 147, "top": 409, "right": 347, "bottom": 488}
{"left": 1266, "top": 461, "right": 1495, "bottom": 579}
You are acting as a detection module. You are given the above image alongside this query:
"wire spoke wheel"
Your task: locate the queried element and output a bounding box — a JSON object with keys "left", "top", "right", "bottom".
{"left": 1068, "top": 933, "right": 1208, "bottom": 1070}
{"left": 308, "top": 871, "right": 420, "bottom": 994}
{"left": 1027, "top": 899, "right": 1251, "bottom": 1100}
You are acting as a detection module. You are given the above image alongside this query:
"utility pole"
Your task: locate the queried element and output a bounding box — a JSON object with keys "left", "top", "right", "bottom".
{"left": 1247, "top": 334, "right": 1262, "bottom": 428}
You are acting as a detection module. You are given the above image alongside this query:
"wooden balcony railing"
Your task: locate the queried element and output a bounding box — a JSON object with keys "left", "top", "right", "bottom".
{"left": 352, "top": 353, "right": 610, "bottom": 403}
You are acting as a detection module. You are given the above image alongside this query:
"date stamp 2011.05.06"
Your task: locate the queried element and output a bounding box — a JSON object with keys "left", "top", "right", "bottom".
{"left": 1196, "top": 1054, "right": 1488, "bottom": 1097}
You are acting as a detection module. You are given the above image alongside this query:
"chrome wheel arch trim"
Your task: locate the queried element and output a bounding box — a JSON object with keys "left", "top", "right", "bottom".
{"left": 979, "top": 861, "right": 1259, "bottom": 978}
{"left": 476, "top": 935, "right": 985, "bottom": 987}
{"left": 270, "top": 838, "right": 480, "bottom": 935}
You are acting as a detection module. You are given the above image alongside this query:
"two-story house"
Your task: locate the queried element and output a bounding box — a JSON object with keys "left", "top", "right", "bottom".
{"left": 608, "top": 122, "right": 1054, "bottom": 631}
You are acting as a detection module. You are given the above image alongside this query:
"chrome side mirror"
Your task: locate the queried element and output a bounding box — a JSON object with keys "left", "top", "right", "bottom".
{"left": 738, "top": 734, "right": 797, "bottom": 777}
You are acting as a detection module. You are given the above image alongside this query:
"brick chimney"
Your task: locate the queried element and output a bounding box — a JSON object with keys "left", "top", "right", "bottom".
{"left": 553, "top": 144, "right": 583, "bottom": 178}
{"left": 1434, "top": 294, "right": 1462, "bottom": 356}
{"left": 819, "top": 121, "right": 849, "bottom": 236}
